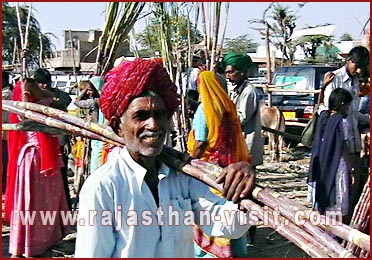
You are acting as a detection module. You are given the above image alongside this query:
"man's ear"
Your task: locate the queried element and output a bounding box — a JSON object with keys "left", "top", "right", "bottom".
{"left": 109, "top": 116, "right": 121, "bottom": 136}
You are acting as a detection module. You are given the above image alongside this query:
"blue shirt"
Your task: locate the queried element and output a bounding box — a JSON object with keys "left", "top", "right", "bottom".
{"left": 192, "top": 104, "right": 208, "bottom": 142}
{"left": 75, "top": 147, "right": 250, "bottom": 258}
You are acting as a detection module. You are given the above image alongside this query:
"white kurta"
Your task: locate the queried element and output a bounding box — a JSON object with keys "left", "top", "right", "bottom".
{"left": 75, "top": 147, "right": 250, "bottom": 258}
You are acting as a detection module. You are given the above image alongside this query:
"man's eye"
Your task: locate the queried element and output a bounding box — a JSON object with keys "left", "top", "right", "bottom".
{"left": 134, "top": 112, "right": 149, "bottom": 120}
{"left": 155, "top": 112, "right": 167, "bottom": 120}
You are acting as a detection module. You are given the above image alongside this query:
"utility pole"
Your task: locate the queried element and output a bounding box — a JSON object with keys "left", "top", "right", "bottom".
{"left": 262, "top": 3, "right": 273, "bottom": 107}
{"left": 265, "top": 22, "right": 272, "bottom": 107}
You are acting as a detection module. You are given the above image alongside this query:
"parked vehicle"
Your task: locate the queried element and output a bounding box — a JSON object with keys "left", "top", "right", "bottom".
{"left": 268, "top": 65, "right": 339, "bottom": 142}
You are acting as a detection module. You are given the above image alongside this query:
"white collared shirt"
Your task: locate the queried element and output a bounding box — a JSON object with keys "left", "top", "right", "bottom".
{"left": 75, "top": 147, "right": 250, "bottom": 258}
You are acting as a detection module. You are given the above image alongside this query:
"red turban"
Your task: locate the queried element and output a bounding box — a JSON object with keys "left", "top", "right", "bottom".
{"left": 100, "top": 58, "right": 180, "bottom": 120}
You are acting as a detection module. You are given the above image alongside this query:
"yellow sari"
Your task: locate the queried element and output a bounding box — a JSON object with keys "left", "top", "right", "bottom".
{"left": 187, "top": 71, "right": 250, "bottom": 258}
{"left": 187, "top": 71, "right": 249, "bottom": 166}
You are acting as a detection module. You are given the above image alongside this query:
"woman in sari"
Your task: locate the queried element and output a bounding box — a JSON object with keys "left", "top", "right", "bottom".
{"left": 187, "top": 71, "right": 250, "bottom": 258}
{"left": 5, "top": 78, "right": 70, "bottom": 257}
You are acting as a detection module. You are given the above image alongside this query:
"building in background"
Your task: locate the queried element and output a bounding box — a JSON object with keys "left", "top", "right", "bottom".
{"left": 44, "top": 29, "right": 131, "bottom": 74}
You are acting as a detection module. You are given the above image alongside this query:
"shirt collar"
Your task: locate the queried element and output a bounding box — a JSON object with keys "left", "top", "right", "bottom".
{"left": 233, "top": 79, "right": 248, "bottom": 94}
{"left": 340, "top": 65, "right": 353, "bottom": 84}
{"left": 120, "top": 147, "right": 170, "bottom": 187}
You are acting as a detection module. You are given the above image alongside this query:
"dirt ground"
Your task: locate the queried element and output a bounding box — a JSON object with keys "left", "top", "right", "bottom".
{"left": 2, "top": 145, "right": 313, "bottom": 258}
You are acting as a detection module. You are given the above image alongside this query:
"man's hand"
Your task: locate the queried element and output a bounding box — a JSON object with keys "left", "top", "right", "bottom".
{"left": 215, "top": 161, "right": 256, "bottom": 203}
{"left": 322, "top": 72, "right": 335, "bottom": 89}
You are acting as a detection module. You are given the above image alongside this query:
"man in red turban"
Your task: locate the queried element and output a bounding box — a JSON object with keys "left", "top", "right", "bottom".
{"left": 100, "top": 58, "right": 180, "bottom": 122}
{"left": 75, "top": 58, "right": 256, "bottom": 258}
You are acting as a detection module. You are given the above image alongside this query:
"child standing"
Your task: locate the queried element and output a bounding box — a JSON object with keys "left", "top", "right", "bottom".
{"left": 308, "top": 88, "right": 354, "bottom": 222}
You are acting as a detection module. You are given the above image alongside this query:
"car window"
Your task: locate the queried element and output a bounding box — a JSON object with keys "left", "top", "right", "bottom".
{"left": 274, "top": 75, "right": 309, "bottom": 91}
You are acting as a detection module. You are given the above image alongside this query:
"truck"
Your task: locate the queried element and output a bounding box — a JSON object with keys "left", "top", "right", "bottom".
{"left": 269, "top": 64, "right": 339, "bottom": 141}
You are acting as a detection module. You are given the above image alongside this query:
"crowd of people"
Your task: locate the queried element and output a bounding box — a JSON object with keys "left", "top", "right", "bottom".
{"left": 1, "top": 45, "right": 370, "bottom": 258}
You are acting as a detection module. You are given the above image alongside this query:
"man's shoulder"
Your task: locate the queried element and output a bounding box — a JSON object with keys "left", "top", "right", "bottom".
{"left": 54, "top": 88, "right": 72, "bottom": 100}
{"left": 86, "top": 156, "right": 126, "bottom": 187}
{"left": 332, "top": 66, "right": 347, "bottom": 78}
{"left": 241, "top": 81, "right": 257, "bottom": 95}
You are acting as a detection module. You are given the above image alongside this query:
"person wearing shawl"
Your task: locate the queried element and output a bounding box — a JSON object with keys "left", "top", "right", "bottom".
{"left": 222, "top": 53, "right": 264, "bottom": 168}
{"left": 74, "top": 58, "right": 255, "bottom": 258}
{"left": 187, "top": 71, "right": 251, "bottom": 258}
{"left": 6, "top": 78, "right": 71, "bottom": 257}
{"left": 73, "top": 76, "right": 105, "bottom": 174}
{"left": 308, "top": 88, "right": 354, "bottom": 222}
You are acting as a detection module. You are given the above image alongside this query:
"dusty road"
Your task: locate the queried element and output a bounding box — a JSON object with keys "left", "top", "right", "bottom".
{"left": 2, "top": 145, "right": 313, "bottom": 258}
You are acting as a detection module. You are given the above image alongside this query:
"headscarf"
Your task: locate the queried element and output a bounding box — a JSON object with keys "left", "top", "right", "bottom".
{"left": 89, "top": 76, "right": 104, "bottom": 94}
{"left": 188, "top": 71, "right": 249, "bottom": 258}
{"left": 221, "top": 53, "right": 252, "bottom": 72}
{"left": 187, "top": 71, "right": 249, "bottom": 167}
{"left": 100, "top": 58, "right": 180, "bottom": 120}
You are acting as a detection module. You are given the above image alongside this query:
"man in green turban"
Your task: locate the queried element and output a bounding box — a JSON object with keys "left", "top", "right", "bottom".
{"left": 221, "top": 53, "right": 252, "bottom": 73}
{"left": 222, "top": 52, "right": 263, "bottom": 167}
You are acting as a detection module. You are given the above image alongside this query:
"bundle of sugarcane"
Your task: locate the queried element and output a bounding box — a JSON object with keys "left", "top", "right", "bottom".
{"left": 3, "top": 100, "right": 369, "bottom": 258}
{"left": 343, "top": 175, "right": 370, "bottom": 258}
{"left": 94, "top": 2, "right": 145, "bottom": 76}
{"left": 162, "top": 147, "right": 369, "bottom": 257}
{"left": 2, "top": 100, "right": 123, "bottom": 146}
{"left": 243, "top": 200, "right": 330, "bottom": 258}
{"left": 259, "top": 186, "right": 370, "bottom": 252}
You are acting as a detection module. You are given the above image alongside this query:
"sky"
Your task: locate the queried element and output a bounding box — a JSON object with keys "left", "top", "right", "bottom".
{"left": 27, "top": 2, "right": 370, "bottom": 51}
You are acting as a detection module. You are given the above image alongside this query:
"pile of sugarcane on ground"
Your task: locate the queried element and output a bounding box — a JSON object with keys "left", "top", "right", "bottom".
{"left": 342, "top": 175, "right": 370, "bottom": 258}
{"left": 2, "top": 100, "right": 370, "bottom": 258}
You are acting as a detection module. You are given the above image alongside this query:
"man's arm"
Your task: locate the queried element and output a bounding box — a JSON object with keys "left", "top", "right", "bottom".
{"left": 74, "top": 98, "right": 96, "bottom": 109}
{"left": 189, "top": 161, "right": 255, "bottom": 238}
{"left": 236, "top": 87, "right": 258, "bottom": 126}
{"left": 74, "top": 177, "right": 116, "bottom": 257}
{"left": 51, "top": 89, "right": 72, "bottom": 111}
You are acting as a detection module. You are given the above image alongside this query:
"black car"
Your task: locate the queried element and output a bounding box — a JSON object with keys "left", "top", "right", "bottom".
{"left": 269, "top": 65, "right": 339, "bottom": 139}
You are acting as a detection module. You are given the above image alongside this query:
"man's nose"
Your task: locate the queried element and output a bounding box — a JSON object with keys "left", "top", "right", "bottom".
{"left": 146, "top": 117, "right": 159, "bottom": 129}
{"left": 356, "top": 68, "right": 362, "bottom": 74}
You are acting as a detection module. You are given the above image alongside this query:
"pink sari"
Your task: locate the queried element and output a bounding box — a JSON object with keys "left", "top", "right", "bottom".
{"left": 7, "top": 81, "right": 71, "bottom": 257}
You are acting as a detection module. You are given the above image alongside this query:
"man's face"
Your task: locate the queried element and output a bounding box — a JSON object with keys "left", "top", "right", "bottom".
{"left": 38, "top": 82, "right": 51, "bottom": 90}
{"left": 346, "top": 59, "right": 363, "bottom": 77}
{"left": 224, "top": 65, "right": 244, "bottom": 85}
{"left": 119, "top": 95, "right": 169, "bottom": 161}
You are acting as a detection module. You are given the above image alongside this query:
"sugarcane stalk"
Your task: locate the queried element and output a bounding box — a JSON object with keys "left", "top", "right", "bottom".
{"left": 348, "top": 177, "right": 370, "bottom": 232}
{"left": 2, "top": 103, "right": 120, "bottom": 147}
{"left": 199, "top": 2, "right": 209, "bottom": 68}
{"left": 3, "top": 100, "right": 123, "bottom": 145}
{"left": 210, "top": 2, "right": 221, "bottom": 71}
{"left": 2, "top": 122, "right": 71, "bottom": 136}
{"left": 15, "top": 3, "right": 32, "bottom": 78}
{"left": 96, "top": 2, "right": 145, "bottom": 76}
{"left": 242, "top": 200, "right": 331, "bottom": 258}
{"left": 218, "top": 3, "right": 229, "bottom": 58}
{"left": 344, "top": 176, "right": 370, "bottom": 252}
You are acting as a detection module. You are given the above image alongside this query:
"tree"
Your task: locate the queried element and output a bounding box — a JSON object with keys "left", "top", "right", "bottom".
{"left": 136, "top": 15, "right": 203, "bottom": 56}
{"left": 223, "top": 34, "right": 258, "bottom": 54}
{"left": 340, "top": 33, "right": 353, "bottom": 41}
{"left": 268, "top": 3, "right": 306, "bottom": 65}
{"left": 2, "top": 2, "right": 56, "bottom": 69}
